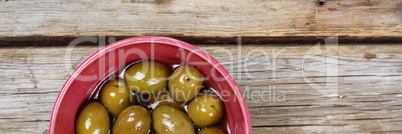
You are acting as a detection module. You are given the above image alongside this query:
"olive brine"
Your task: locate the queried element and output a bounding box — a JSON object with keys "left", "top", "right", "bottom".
{"left": 76, "top": 61, "right": 226, "bottom": 134}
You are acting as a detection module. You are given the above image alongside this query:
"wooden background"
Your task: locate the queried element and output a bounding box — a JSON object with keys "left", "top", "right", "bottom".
{"left": 0, "top": 0, "right": 401, "bottom": 133}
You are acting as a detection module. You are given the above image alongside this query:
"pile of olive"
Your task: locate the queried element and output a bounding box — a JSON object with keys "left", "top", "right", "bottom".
{"left": 76, "top": 61, "right": 226, "bottom": 134}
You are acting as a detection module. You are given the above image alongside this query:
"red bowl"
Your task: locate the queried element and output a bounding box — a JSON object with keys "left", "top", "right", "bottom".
{"left": 49, "top": 36, "right": 251, "bottom": 134}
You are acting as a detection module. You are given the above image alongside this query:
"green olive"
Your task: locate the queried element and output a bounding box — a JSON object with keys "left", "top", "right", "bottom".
{"left": 188, "top": 93, "right": 223, "bottom": 128}
{"left": 76, "top": 102, "right": 110, "bottom": 134}
{"left": 168, "top": 65, "right": 203, "bottom": 102}
{"left": 199, "top": 127, "right": 225, "bottom": 134}
{"left": 147, "top": 91, "right": 185, "bottom": 111}
{"left": 113, "top": 105, "right": 151, "bottom": 134}
{"left": 125, "top": 61, "right": 170, "bottom": 94}
{"left": 100, "top": 79, "right": 132, "bottom": 117}
{"left": 152, "top": 105, "right": 195, "bottom": 134}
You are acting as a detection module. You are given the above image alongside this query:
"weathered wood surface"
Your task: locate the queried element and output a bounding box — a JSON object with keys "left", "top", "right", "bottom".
{"left": 0, "top": 44, "right": 401, "bottom": 133}
{"left": 0, "top": 0, "right": 401, "bottom": 39}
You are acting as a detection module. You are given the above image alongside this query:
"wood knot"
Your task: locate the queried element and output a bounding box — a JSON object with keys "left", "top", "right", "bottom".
{"left": 364, "top": 52, "right": 377, "bottom": 59}
{"left": 317, "top": 0, "right": 325, "bottom": 6}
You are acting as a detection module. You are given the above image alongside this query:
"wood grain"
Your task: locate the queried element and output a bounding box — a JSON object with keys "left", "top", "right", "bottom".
{"left": 0, "top": 0, "right": 400, "bottom": 39}
{"left": 0, "top": 44, "right": 401, "bottom": 133}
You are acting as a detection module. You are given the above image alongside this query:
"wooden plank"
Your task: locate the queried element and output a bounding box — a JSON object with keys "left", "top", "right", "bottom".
{"left": 0, "top": 0, "right": 401, "bottom": 39}
{"left": 0, "top": 44, "right": 401, "bottom": 133}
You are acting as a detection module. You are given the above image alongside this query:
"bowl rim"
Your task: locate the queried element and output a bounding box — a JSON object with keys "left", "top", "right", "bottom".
{"left": 49, "top": 36, "right": 251, "bottom": 134}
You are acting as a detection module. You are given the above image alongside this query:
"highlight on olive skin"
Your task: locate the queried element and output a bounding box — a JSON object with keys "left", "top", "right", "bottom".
{"left": 168, "top": 65, "right": 203, "bottom": 102}
{"left": 125, "top": 61, "right": 171, "bottom": 94}
{"left": 152, "top": 105, "right": 195, "bottom": 134}
{"left": 113, "top": 105, "right": 151, "bottom": 134}
{"left": 76, "top": 102, "right": 110, "bottom": 134}
{"left": 100, "top": 79, "right": 132, "bottom": 117}
{"left": 188, "top": 93, "right": 224, "bottom": 128}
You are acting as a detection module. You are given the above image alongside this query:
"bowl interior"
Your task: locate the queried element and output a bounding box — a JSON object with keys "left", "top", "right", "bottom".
{"left": 50, "top": 37, "right": 251, "bottom": 134}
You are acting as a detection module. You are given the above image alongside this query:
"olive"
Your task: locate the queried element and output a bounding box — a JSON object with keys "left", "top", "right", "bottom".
{"left": 125, "top": 61, "right": 170, "bottom": 94}
{"left": 100, "top": 79, "right": 133, "bottom": 117}
{"left": 188, "top": 93, "right": 223, "bottom": 128}
{"left": 147, "top": 91, "right": 185, "bottom": 111}
{"left": 168, "top": 65, "right": 203, "bottom": 102}
{"left": 152, "top": 105, "right": 195, "bottom": 134}
{"left": 113, "top": 105, "right": 151, "bottom": 134}
{"left": 199, "top": 127, "right": 225, "bottom": 134}
{"left": 76, "top": 102, "right": 110, "bottom": 134}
